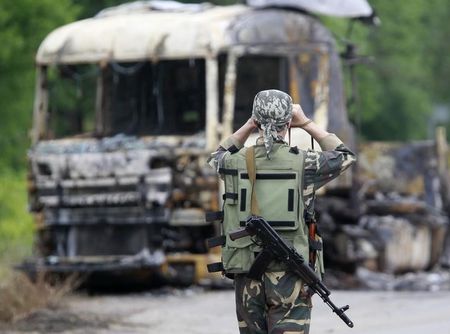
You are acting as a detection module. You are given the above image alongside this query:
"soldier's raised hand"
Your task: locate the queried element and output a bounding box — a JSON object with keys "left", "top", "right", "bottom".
{"left": 290, "top": 104, "right": 310, "bottom": 128}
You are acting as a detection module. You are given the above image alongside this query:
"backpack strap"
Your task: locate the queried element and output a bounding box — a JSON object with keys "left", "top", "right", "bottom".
{"left": 245, "top": 146, "right": 261, "bottom": 216}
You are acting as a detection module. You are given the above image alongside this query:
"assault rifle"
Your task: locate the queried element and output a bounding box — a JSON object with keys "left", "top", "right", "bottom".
{"left": 229, "top": 215, "right": 354, "bottom": 328}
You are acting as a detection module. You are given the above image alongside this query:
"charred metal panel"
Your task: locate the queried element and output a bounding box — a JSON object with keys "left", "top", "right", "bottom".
{"left": 320, "top": 141, "right": 450, "bottom": 274}
{"left": 43, "top": 207, "right": 168, "bottom": 225}
{"left": 28, "top": 134, "right": 219, "bottom": 273}
{"left": 29, "top": 135, "right": 218, "bottom": 215}
{"left": 69, "top": 226, "right": 145, "bottom": 256}
{"left": 357, "top": 141, "right": 444, "bottom": 206}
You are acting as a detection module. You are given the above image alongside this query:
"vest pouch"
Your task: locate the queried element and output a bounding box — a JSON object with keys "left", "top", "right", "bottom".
{"left": 237, "top": 170, "right": 300, "bottom": 232}
{"left": 222, "top": 244, "right": 260, "bottom": 273}
{"left": 222, "top": 159, "right": 239, "bottom": 205}
{"left": 223, "top": 203, "right": 254, "bottom": 248}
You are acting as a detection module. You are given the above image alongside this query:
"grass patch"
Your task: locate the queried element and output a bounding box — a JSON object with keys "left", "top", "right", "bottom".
{"left": 0, "top": 169, "right": 34, "bottom": 267}
{"left": 0, "top": 170, "right": 66, "bottom": 323}
{"left": 0, "top": 269, "right": 80, "bottom": 323}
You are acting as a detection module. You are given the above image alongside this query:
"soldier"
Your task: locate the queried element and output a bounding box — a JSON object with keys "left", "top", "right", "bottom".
{"left": 208, "top": 89, "right": 356, "bottom": 334}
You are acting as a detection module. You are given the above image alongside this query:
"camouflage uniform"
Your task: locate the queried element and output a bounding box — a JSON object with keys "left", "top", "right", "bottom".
{"left": 235, "top": 271, "right": 312, "bottom": 334}
{"left": 208, "top": 90, "right": 356, "bottom": 334}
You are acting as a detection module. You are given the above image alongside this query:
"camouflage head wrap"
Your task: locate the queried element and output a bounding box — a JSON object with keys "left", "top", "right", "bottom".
{"left": 252, "top": 89, "right": 293, "bottom": 159}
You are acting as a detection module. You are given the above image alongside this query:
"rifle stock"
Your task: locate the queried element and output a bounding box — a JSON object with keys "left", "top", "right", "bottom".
{"left": 229, "top": 228, "right": 250, "bottom": 241}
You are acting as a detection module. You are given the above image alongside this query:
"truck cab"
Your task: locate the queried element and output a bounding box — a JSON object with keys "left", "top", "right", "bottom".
{"left": 26, "top": 1, "right": 355, "bottom": 284}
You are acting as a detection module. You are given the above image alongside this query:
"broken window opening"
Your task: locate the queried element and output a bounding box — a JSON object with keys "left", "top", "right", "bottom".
{"left": 231, "top": 51, "right": 328, "bottom": 131}
{"left": 47, "top": 64, "right": 98, "bottom": 139}
{"left": 103, "top": 59, "right": 206, "bottom": 137}
{"left": 233, "top": 55, "right": 289, "bottom": 131}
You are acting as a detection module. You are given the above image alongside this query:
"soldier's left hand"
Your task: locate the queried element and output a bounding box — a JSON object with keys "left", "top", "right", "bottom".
{"left": 290, "top": 104, "right": 309, "bottom": 128}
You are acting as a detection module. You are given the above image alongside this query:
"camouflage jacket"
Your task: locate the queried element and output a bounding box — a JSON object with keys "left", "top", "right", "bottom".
{"left": 208, "top": 133, "right": 356, "bottom": 214}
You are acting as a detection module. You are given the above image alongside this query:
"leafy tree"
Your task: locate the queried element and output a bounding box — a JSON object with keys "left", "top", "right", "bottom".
{"left": 0, "top": 0, "right": 80, "bottom": 170}
{"left": 423, "top": 0, "right": 450, "bottom": 105}
{"left": 323, "top": 0, "right": 450, "bottom": 140}
{"left": 73, "top": 0, "right": 129, "bottom": 18}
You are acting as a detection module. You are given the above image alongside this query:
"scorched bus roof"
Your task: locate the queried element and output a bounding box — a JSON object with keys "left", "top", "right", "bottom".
{"left": 36, "top": 2, "right": 336, "bottom": 65}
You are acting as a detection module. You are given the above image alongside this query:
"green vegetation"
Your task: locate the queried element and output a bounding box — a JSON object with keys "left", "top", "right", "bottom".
{"left": 0, "top": 0, "right": 449, "bottom": 260}
{"left": 0, "top": 171, "right": 33, "bottom": 267}
{"left": 0, "top": 0, "right": 79, "bottom": 262}
{"left": 0, "top": 0, "right": 80, "bottom": 169}
{"left": 322, "top": 0, "right": 450, "bottom": 141}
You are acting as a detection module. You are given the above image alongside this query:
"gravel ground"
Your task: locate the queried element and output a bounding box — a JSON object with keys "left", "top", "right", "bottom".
{"left": 2, "top": 288, "right": 450, "bottom": 333}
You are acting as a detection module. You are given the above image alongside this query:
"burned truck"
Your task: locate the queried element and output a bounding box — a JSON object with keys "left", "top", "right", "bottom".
{"left": 25, "top": 1, "right": 377, "bottom": 284}
{"left": 28, "top": 1, "right": 358, "bottom": 282}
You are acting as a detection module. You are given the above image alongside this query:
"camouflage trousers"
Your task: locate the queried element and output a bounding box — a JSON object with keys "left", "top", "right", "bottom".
{"left": 234, "top": 271, "right": 312, "bottom": 334}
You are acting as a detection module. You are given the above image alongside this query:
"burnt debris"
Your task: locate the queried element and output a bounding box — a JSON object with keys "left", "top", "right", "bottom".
{"left": 319, "top": 137, "right": 450, "bottom": 290}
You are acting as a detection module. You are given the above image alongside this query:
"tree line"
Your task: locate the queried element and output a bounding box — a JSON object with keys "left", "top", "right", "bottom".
{"left": 0, "top": 0, "right": 449, "bottom": 171}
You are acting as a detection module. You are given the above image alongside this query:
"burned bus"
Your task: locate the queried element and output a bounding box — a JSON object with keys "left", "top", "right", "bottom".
{"left": 25, "top": 1, "right": 369, "bottom": 284}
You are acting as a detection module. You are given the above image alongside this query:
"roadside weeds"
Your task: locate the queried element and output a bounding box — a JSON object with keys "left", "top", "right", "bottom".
{"left": 0, "top": 268, "right": 81, "bottom": 323}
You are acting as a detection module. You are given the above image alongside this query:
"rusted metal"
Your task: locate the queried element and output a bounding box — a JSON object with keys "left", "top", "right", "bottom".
{"left": 206, "top": 57, "right": 220, "bottom": 150}
{"left": 313, "top": 51, "right": 330, "bottom": 130}
{"left": 31, "top": 67, "right": 48, "bottom": 144}
{"left": 162, "top": 253, "right": 223, "bottom": 285}
{"left": 222, "top": 51, "right": 238, "bottom": 140}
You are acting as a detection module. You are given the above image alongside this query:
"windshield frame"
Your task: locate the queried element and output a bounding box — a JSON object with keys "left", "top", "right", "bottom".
{"left": 220, "top": 43, "right": 332, "bottom": 141}
{"left": 33, "top": 57, "right": 215, "bottom": 144}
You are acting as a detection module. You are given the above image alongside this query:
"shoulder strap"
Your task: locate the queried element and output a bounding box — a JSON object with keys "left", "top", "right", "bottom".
{"left": 245, "top": 146, "right": 261, "bottom": 216}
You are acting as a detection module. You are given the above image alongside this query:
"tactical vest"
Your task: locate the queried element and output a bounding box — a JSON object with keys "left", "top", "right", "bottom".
{"left": 207, "top": 143, "right": 323, "bottom": 274}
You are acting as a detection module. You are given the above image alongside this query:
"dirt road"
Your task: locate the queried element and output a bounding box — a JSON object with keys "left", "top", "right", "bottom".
{"left": 2, "top": 288, "right": 450, "bottom": 333}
